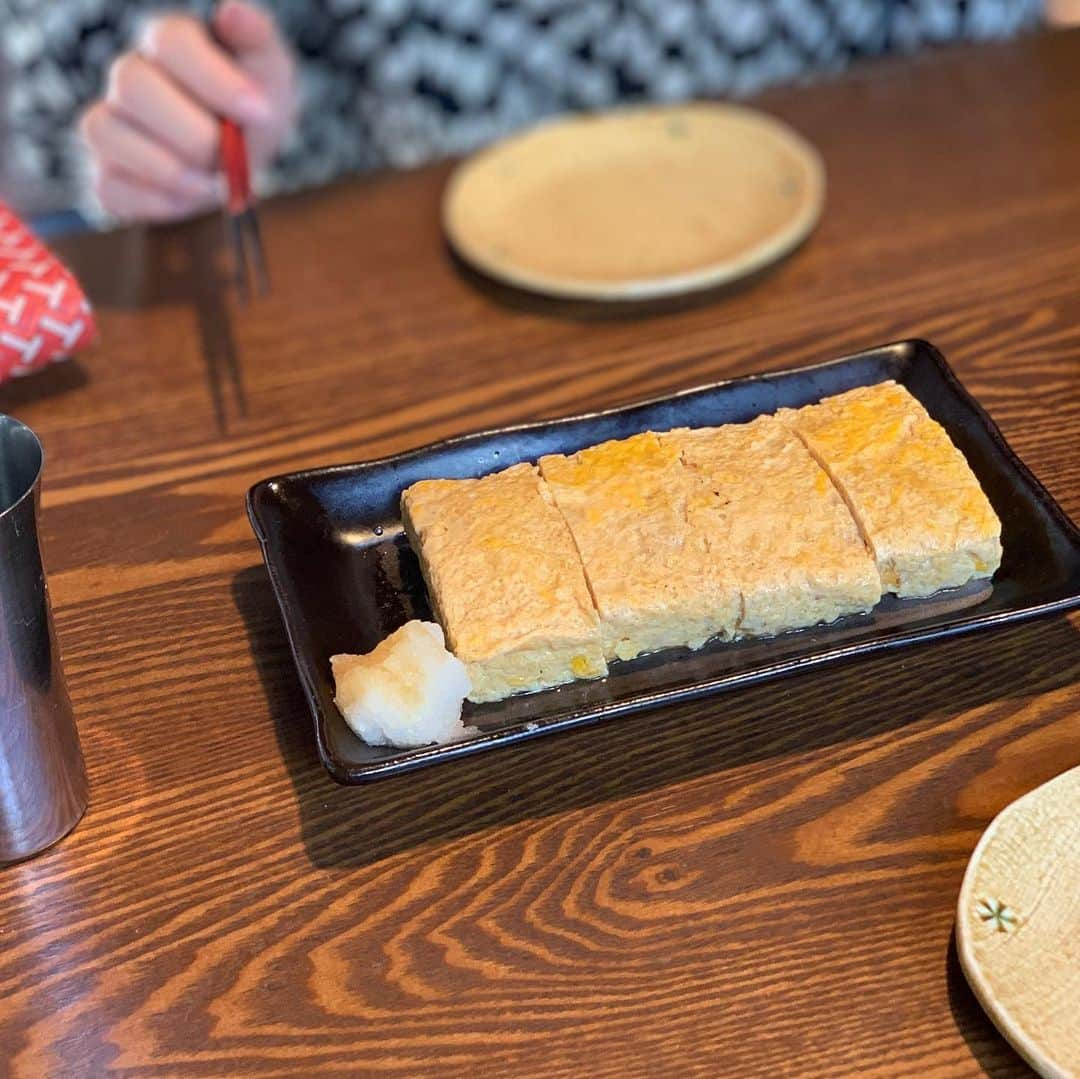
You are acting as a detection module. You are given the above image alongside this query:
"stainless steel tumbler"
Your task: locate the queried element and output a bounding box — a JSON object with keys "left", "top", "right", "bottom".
{"left": 0, "top": 416, "right": 86, "bottom": 864}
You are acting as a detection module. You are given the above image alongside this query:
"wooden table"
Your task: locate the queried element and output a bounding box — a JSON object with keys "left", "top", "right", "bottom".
{"left": 2, "top": 29, "right": 1078, "bottom": 1078}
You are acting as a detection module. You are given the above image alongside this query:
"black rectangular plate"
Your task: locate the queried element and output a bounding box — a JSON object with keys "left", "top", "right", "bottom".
{"left": 247, "top": 340, "right": 1080, "bottom": 783}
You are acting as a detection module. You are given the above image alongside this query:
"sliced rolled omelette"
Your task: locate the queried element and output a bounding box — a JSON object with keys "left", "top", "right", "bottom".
{"left": 401, "top": 462, "right": 607, "bottom": 703}
{"left": 663, "top": 415, "right": 881, "bottom": 636}
{"left": 779, "top": 381, "right": 1002, "bottom": 597}
{"left": 538, "top": 432, "right": 739, "bottom": 661}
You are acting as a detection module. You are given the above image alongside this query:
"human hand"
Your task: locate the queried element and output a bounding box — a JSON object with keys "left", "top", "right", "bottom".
{"left": 79, "top": 0, "right": 296, "bottom": 223}
{"left": 1046, "top": 0, "right": 1080, "bottom": 24}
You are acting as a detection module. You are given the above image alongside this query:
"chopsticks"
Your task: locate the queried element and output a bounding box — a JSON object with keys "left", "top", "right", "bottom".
{"left": 204, "top": 4, "right": 270, "bottom": 300}
{"left": 218, "top": 115, "right": 269, "bottom": 298}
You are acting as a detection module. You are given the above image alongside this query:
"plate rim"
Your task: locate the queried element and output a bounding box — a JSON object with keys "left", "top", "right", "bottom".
{"left": 955, "top": 765, "right": 1080, "bottom": 1079}
{"left": 247, "top": 339, "right": 1080, "bottom": 783}
{"left": 441, "top": 101, "right": 827, "bottom": 301}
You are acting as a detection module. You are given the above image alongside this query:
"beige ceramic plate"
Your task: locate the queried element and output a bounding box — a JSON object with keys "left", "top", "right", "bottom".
{"left": 443, "top": 102, "right": 825, "bottom": 301}
{"left": 957, "top": 765, "right": 1080, "bottom": 1078}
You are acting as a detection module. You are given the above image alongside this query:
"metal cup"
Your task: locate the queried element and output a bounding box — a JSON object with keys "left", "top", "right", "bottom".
{"left": 0, "top": 416, "right": 87, "bottom": 864}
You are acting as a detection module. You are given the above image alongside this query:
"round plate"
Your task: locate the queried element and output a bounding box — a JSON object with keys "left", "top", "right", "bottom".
{"left": 957, "top": 765, "right": 1080, "bottom": 1078}
{"left": 443, "top": 103, "right": 825, "bottom": 301}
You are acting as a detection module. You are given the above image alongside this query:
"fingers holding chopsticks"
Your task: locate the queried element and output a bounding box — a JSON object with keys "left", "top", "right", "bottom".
{"left": 140, "top": 10, "right": 277, "bottom": 132}
{"left": 207, "top": 0, "right": 297, "bottom": 138}
{"left": 80, "top": 98, "right": 221, "bottom": 222}
{"left": 90, "top": 167, "right": 219, "bottom": 225}
{"left": 79, "top": 0, "right": 295, "bottom": 223}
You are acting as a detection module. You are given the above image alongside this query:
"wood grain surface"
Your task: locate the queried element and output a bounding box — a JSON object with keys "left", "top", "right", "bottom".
{"left": 2, "top": 29, "right": 1079, "bottom": 1078}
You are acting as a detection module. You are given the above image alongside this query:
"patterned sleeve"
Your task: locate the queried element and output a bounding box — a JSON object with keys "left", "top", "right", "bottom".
{"left": 265, "top": 0, "right": 1044, "bottom": 195}
{"left": 0, "top": 0, "right": 1046, "bottom": 221}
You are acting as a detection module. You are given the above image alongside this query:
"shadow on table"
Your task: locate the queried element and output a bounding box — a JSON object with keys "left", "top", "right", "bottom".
{"left": 944, "top": 928, "right": 1032, "bottom": 1077}
{"left": 446, "top": 241, "right": 795, "bottom": 323}
{"left": 231, "top": 564, "right": 1080, "bottom": 875}
{"left": 0, "top": 360, "right": 89, "bottom": 409}
{"left": 56, "top": 216, "right": 245, "bottom": 434}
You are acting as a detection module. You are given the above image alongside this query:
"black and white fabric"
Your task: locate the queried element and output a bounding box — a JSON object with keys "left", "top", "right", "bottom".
{"left": 0, "top": 0, "right": 1044, "bottom": 219}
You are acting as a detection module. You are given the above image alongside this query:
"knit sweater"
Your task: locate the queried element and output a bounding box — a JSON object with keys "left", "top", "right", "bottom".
{"left": 0, "top": 0, "right": 1043, "bottom": 219}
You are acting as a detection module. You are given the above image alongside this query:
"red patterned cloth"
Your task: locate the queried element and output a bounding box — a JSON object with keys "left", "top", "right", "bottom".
{"left": 0, "top": 202, "right": 96, "bottom": 382}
